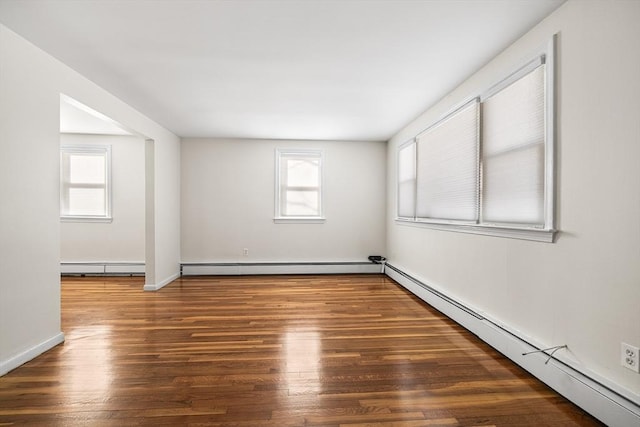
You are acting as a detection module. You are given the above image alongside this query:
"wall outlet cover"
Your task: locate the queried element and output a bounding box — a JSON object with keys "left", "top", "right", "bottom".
{"left": 621, "top": 342, "right": 640, "bottom": 373}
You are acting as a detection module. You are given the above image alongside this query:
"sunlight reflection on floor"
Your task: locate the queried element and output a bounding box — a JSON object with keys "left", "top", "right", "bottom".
{"left": 283, "top": 329, "right": 322, "bottom": 396}
{"left": 63, "top": 325, "right": 113, "bottom": 399}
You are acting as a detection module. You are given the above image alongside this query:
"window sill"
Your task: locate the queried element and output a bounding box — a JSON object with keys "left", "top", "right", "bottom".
{"left": 61, "top": 216, "right": 113, "bottom": 223}
{"left": 395, "top": 218, "right": 556, "bottom": 243}
{"left": 274, "top": 217, "right": 326, "bottom": 224}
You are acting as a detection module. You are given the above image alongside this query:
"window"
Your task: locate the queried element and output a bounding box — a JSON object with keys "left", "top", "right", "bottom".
{"left": 415, "top": 100, "right": 479, "bottom": 223}
{"left": 397, "top": 142, "right": 416, "bottom": 219}
{"left": 60, "top": 145, "right": 111, "bottom": 221}
{"left": 275, "top": 149, "right": 324, "bottom": 222}
{"left": 396, "top": 37, "right": 555, "bottom": 242}
{"left": 482, "top": 61, "right": 546, "bottom": 226}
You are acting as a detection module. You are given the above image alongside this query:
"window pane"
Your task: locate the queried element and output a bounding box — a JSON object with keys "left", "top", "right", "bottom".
{"left": 416, "top": 101, "right": 479, "bottom": 221}
{"left": 483, "top": 144, "right": 544, "bottom": 224}
{"left": 284, "top": 190, "right": 319, "bottom": 216}
{"left": 67, "top": 188, "right": 105, "bottom": 216}
{"left": 483, "top": 65, "right": 544, "bottom": 155}
{"left": 398, "top": 181, "right": 416, "bottom": 218}
{"left": 286, "top": 158, "right": 319, "bottom": 187}
{"left": 397, "top": 143, "right": 416, "bottom": 218}
{"left": 69, "top": 153, "right": 105, "bottom": 184}
{"left": 482, "top": 65, "right": 545, "bottom": 225}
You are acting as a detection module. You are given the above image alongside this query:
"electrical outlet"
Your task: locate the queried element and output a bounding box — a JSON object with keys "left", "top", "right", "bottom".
{"left": 621, "top": 343, "right": 640, "bottom": 373}
{"left": 243, "top": 248, "right": 249, "bottom": 256}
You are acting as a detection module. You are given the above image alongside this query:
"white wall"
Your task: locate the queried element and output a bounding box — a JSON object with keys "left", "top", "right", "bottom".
{"left": 181, "top": 138, "right": 386, "bottom": 263}
{"left": 0, "top": 24, "right": 62, "bottom": 375}
{"left": 386, "top": 0, "right": 640, "bottom": 400}
{"left": 0, "top": 24, "right": 181, "bottom": 374}
{"left": 150, "top": 133, "right": 181, "bottom": 287}
{"left": 60, "top": 134, "right": 145, "bottom": 263}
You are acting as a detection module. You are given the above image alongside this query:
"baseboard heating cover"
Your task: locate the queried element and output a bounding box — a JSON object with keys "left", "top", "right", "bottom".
{"left": 385, "top": 262, "right": 640, "bottom": 427}
{"left": 61, "top": 262, "right": 145, "bottom": 275}
{"left": 181, "top": 261, "right": 383, "bottom": 276}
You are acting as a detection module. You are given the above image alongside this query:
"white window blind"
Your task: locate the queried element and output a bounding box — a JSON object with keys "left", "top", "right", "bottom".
{"left": 60, "top": 146, "right": 111, "bottom": 219}
{"left": 395, "top": 38, "right": 555, "bottom": 242}
{"left": 482, "top": 64, "right": 545, "bottom": 225}
{"left": 415, "top": 100, "right": 479, "bottom": 222}
{"left": 276, "top": 150, "right": 323, "bottom": 219}
{"left": 397, "top": 142, "right": 416, "bottom": 219}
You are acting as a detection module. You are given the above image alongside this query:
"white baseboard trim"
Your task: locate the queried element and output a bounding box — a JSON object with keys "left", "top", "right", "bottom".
{"left": 144, "top": 271, "right": 180, "bottom": 291}
{"left": 0, "top": 332, "right": 65, "bottom": 376}
{"left": 61, "top": 261, "right": 145, "bottom": 275}
{"left": 385, "top": 263, "right": 640, "bottom": 427}
{"left": 181, "top": 262, "right": 383, "bottom": 276}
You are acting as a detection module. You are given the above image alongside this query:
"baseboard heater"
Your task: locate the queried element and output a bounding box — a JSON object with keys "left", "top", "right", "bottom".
{"left": 384, "top": 262, "right": 640, "bottom": 427}
{"left": 181, "top": 261, "right": 382, "bottom": 276}
{"left": 61, "top": 262, "right": 145, "bottom": 276}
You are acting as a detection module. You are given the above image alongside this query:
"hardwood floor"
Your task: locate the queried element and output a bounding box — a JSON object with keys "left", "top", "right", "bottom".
{"left": 0, "top": 275, "right": 603, "bottom": 426}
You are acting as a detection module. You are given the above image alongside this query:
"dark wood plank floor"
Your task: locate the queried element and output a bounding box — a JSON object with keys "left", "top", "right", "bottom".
{"left": 0, "top": 275, "right": 603, "bottom": 426}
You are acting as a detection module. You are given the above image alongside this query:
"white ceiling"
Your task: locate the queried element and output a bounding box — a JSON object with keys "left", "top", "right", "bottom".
{"left": 0, "top": 0, "right": 564, "bottom": 141}
{"left": 60, "top": 96, "right": 132, "bottom": 136}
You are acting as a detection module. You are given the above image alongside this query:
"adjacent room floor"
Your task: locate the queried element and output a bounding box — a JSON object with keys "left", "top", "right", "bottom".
{"left": 0, "top": 275, "right": 603, "bottom": 426}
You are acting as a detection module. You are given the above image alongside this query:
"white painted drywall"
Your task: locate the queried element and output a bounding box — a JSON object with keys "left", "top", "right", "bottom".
{"left": 151, "top": 132, "right": 181, "bottom": 286}
{"left": 0, "top": 24, "right": 62, "bottom": 374}
{"left": 386, "top": 0, "right": 640, "bottom": 400}
{"left": 60, "top": 134, "right": 145, "bottom": 263}
{"left": 181, "top": 138, "right": 386, "bottom": 262}
{"left": 0, "top": 24, "right": 181, "bottom": 374}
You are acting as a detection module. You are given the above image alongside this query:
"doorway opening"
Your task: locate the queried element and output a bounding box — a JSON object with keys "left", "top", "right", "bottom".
{"left": 59, "top": 94, "right": 154, "bottom": 287}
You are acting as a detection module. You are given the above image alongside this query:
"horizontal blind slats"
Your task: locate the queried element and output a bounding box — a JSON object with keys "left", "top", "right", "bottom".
{"left": 397, "top": 143, "right": 416, "bottom": 218}
{"left": 482, "top": 65, "right": 545, "bottom": 225}
{"left": 416, "top": 101, "right": 479, "bottom": 221}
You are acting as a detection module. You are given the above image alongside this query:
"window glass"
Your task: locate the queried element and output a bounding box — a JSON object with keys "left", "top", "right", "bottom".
{"left": 68, "top": 188, "right": 106, "bottom": 216}
{"left": 69, "top": 154, "right": 105, "bottom": 184}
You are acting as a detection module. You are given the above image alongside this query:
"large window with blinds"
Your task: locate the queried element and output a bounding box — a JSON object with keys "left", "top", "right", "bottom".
{"left": 397, "top": 39, "right": 555, "bottom": 242}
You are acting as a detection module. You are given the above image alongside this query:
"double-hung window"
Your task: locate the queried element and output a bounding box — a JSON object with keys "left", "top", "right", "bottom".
{"left": 396, "top": 37, "right": 555, "bottom": 242}
{"left": 397, "top": 142, "right": 416, "bottom": 219}
{"left": 60, "top": 145, "right": 111, "bottom": 221}
{"left": 415, "top": 100, "right": 479, "bottom": 223}
{"left": 275, "top": 149, "right": 324, "bottom": 222}
{"left": 481, "top": 60, "right": 546, "bottom": 226}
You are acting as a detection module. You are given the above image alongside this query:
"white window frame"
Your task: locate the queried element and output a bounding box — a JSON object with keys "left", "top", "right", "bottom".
{"left": 396, "top": 36, "right": 556, "bottom": 243}
{"left": 60, "top": 145, "right": 112, "bottom": 222}
{"left": 274, "top": 148, "right": 325, "bottom": 223}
